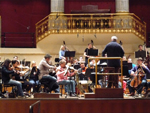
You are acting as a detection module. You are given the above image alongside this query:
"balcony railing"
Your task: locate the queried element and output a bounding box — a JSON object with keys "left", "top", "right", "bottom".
{"left": 36, "top": 13, "right": 146, "bottom": 43}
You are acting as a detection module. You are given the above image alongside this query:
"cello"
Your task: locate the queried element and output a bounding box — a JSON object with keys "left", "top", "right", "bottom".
{"left": 130, "top": 66, "right": 145, "bottom": 88}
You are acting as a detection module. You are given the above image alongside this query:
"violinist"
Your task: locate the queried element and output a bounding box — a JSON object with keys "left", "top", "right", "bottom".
{"left": 78, "top": 63, "right": 88, "bottom": 80}
{"left": 2, "top": 59, "right": 24, "bottom": 97}
{"left": 39, "top": 54, "right": 59, "bottom": 93}
{"left": 128, "top": 57, "right": 150, "bottom": 97}
{"left": 29, "top": 61, "right": 40, "bottom": 93}
{"left": 12, "top": 60, "right": 32, "bottom": 93}
{"left": 56, "top": 59, "right": 77, "bottom": 96}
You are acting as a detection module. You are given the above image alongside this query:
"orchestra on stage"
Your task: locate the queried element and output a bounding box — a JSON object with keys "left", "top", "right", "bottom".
{"left": 1, "top": 35, "right": 150, "bottom": 98}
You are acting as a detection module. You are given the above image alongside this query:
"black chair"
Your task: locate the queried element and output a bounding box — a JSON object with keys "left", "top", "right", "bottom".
{"left": 39, "top": 80, "right": 50, "bottom": 93}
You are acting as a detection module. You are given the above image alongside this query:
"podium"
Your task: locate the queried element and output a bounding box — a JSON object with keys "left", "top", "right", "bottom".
{"left": 85, "top": 88, "right": 123, "bottom": 98}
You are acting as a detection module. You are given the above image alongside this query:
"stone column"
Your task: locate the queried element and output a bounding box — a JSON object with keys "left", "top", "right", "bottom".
{"left": 51, "top": 0, "right": 64, "bottom": 13}
{"left": 49, "top": 0, "right": 66, "bottom": 30}
{"left": 116, "top": 0, "right": 129, "bottom": 13}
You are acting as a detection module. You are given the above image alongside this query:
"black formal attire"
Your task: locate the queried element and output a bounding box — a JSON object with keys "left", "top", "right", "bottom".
{"left": 102, "top": 41, "right": 124, "bottom": 88}
{"left": 84, "top": 48, "right": 93, "bottom": 66}
{"left": 29, "top": 67, "right": 40, "bottom": 92}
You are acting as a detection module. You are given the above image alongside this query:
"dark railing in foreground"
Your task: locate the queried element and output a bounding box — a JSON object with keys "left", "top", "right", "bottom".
{"left": 1, "top": 32, "right": 35, "bottom": 48}
{"left": 29, "top": 100, "right": 40, "bottom": 113}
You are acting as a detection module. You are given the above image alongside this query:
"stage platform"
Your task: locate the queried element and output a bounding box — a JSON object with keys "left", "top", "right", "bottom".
{"left": 0, "top": 97, "right": 150, "bottom": 113}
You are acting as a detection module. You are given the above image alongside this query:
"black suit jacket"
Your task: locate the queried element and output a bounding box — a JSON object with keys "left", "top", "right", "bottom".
{"left": 102, "top": 41, "right": 124, "bottom": 67}
{"left": 2, "top": 66, "right": 14, "bottom": 83}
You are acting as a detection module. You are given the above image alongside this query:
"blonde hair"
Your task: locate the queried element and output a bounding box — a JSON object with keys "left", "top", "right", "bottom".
{"left": 59, "top": 59, "right": 66, "bottom": 65}
{"left": 60, "top": 45, "right": 65, "bottom": 51}
{"left": 31, "top": 61, "right": 36, "bottom": 68}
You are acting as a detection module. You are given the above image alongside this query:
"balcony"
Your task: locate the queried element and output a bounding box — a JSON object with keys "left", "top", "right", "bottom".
{"left": 36, "top": 13, "right": 146, "bottom": 43}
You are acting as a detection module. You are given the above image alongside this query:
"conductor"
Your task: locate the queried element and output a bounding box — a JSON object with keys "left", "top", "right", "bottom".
{"left": 102, "top": 36, "right": 124, "bottom": 88}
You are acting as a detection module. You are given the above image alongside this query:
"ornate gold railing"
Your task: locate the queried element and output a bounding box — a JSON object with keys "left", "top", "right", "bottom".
{"left": 36, "top": 13, "right": 146, "bottom": 43}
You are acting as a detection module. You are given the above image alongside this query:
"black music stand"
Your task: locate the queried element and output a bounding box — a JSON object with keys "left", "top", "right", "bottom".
{"left": 87, "top": 49, "right": 98, "bottom": 56}
{"left": 74, "top": 64, "right": 80, "bottom": 69}
{"left": 55, "top": 58, "right": 59, "bottom": 62}
{"left": 64, "top": 51, "right": 76, "bottom": 57}
{"left": 128, "top": 63, "right": 132, "bottom": 70}
{"left": 135, "top": 50, "right": 146, "bottom": 59}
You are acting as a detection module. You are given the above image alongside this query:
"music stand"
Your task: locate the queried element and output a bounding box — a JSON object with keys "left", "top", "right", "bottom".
{"left": 64, "top": 51, "right": 76, "bottom": 57}
{"left": 55, "top": 58, "right": 59, "bottom": 62}
{"left": 135, "top": 50, "right": 146, "bottom": 59}
{"left": 87, "top": 49, "right": 98, "bottom": 56}
{"left": 123, "top": 61, "right": 127, "bottom": 65}
{"left": 74, "top": 64, "right": 80, "bottom": 69}
{"left": 128, "top": 63, "right": 132, "bottom": 70}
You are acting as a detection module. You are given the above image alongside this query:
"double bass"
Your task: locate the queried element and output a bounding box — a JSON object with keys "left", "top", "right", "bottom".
{"left": 130, "top": 66, "right": 145, "bottom": 88}
{"left": 63, "top": 41, "right": 73, "bottom": 64}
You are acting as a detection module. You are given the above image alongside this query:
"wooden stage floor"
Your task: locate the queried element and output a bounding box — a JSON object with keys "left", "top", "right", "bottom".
{"left": 0, "top": 96, "right": 150, "bottom": 113}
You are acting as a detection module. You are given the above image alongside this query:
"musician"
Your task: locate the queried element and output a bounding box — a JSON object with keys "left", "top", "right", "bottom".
{"left": 11, "top": 60, "right": 32, "bottom": 92}
{"left": 84, "top": 43, "right": 94, "bottom": 66}
{"left": 56, "top": 60, "right": 76, "bottom": 96}
{"left": 78, "top": 62, "right": 93, "bottom": 92}
{"left": 128, "top": 57, "right": 150, "bottom": 97}
{"left": 2, "top": 59, "right": 24, "bottom": 97}
{"left": 79, "top": 57, "right": 84, "bottom": 63}
{"left": 73, "top": 58, "right": 79, "bottom": 65}
{"left": 59, "top": 45, "right": 69, "bottom": 60}
{"left": 128, "top": 58, "right": 136, "bottom": 75}
{"left": 39, "top": 54, "right": 59, "bottom": 93}
{"left": 29, "top": 61, "right": 40, "bottom": 93}
{"left": 102, "top": 36, "right": 124, "bottom": 88}
{"left": 13, "top": 56, "right": 18, "bottom": 60}
{"left": 78, "top": 63, "right": 88, "bottom": 80}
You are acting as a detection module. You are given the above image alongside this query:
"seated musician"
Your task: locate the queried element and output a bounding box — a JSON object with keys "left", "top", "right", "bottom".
{"left": 78, "top": 63, "right": 88, "bottom": 80}
{"left": 29, "top": 61, "right": 40, "bottom": 93}
{"left": 78, "top": 62, "right": 93, "bottom": 92}
{"left": 73, "top": 58, "right": 79, "bottom": 65}
{"left": 2, "top": 59, "right": 24, "bottom": 97}
{"left": 128, "top": 58, "right": 136, "bottom": 75}
{"left": 11, "top": 60, "right": 32, "bottom": 93}
{"left": 56, "top": 60, "right": 77, "bottom": 96}
{"left": 38, "top": 54, "right": 59, "bottom": 93}
{"left": 128, "top": 57, "right": 150, "bottom": 97}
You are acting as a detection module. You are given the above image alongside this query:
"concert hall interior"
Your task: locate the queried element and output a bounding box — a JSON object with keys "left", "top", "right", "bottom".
{"left": 0, "top": 0, "right": 150, "bottom": 113}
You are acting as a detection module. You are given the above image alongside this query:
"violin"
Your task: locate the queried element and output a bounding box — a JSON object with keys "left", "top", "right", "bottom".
{"left": 15, "top": 65, "right": 29, "bottom": 71}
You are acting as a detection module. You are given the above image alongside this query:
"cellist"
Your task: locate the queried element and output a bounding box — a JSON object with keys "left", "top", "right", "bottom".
{"left": 128, "top": 57, "right": 150, "bottom": 97}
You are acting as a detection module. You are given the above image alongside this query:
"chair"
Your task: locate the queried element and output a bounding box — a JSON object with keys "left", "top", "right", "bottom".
{"left": 38, "top": 80, "right": 50, "bottom": 93}
{"left": 58, "top": 84, "right": 65, "bottom": 96}
{"left": 2, "top": 83, "right": 15, "bottom": 93}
